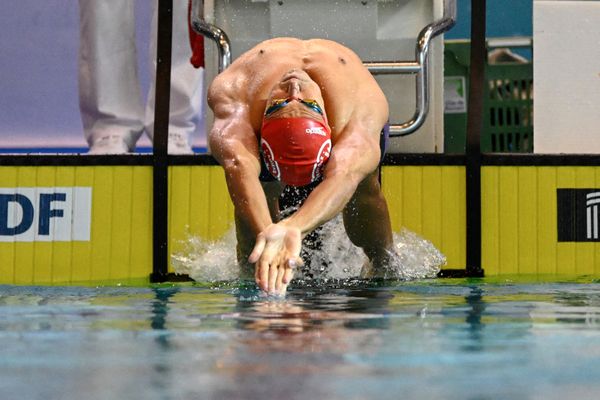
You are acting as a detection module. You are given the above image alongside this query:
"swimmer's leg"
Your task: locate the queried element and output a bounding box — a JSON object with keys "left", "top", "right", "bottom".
{"left": 342, "top": 169, "right": 394, "bottom": 277}
{"left": 234, "top": 212, "right": 256, "bottom": 280}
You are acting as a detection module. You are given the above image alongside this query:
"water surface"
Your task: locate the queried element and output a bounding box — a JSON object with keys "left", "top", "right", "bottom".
{"left": 2, "top": 279, "right": 600, "bottom": 400}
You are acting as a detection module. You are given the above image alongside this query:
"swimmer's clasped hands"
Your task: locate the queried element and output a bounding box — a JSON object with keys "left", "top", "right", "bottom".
{"left": 249, "top": 222, "right": 304, "bottom": 295}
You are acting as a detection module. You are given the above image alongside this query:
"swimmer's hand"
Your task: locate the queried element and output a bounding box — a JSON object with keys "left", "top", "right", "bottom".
{"left": 249, "top": 223, "right": 304, "bottom": 295}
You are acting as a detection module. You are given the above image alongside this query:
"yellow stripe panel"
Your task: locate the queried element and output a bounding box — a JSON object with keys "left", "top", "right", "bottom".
{"left": 168, "top": 165, "right": 466, "bottom": 271}
{"left": 381, "top": 166, "right": 466, "bottom": 270}
{"left": 0, "top": 166, "right": 153, "bottom": 285}
{"left": 536, "top": 167, "right": 557, "bottom": 273}
{"left": 482, "top": 166, "right": 600, "bottom": 275}
{"left": 168, "top": 166, "right": 234, "bottom": 272}
{"left": 13, "top": 167, "right": 36, "bottom": 284}
{"left": 169, "top": 166, "right": 466, "bottom": 272}
{"left": 6, "top": 163, "right": 599, "bottom": 283}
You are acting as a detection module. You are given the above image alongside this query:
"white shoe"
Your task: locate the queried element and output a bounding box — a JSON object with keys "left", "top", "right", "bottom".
{"left": 168, "top": 132, "right": 193, "bottom": 154}
{"left": 88, "top": 135, "right": 130, "bottom": 154}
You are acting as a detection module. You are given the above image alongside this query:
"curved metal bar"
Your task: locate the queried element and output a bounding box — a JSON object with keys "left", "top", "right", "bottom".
{"left": 389, "top": 0, "right": 457, "bottom": 137}
{"left": 189, "top": 0, "right": 454, "bottom": 136}
{"left": 190, "top": 0, "right": 231, "bottom": 72}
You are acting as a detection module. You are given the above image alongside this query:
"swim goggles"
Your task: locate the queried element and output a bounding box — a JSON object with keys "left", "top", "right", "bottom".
{"left": 264, "top": 98, "right": 324, "bottom": 117}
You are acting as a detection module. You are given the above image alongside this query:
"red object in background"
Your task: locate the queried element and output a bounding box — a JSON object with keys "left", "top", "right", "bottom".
{"left": 188, "top": 0, "right": 204, "bottom": 68}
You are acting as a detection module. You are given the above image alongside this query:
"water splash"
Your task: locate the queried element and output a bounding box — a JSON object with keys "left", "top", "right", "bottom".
{"left": 171, "top": 228, "right": 239, "bottom": 282}
{"left": 171, "top": 215, "right": 446, "bottom": 283}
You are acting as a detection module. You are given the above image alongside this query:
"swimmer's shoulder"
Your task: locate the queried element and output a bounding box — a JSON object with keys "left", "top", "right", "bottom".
{"left": 237, "top": 38, "right": 359, "bottom": 65}
{"left": 207, "top": 66, "right": 247, "bottom": 110}
{"left": 242, "top": 37, "right": 302, "bottom": 55}
{"left": 242, "top": 37, "right": 355, "bottom": 55}
{"left": 304, "top": 38, "right": 357, "bottom": 53}
{"left": 303, "top": 39, "right": 363, "bottom": 66}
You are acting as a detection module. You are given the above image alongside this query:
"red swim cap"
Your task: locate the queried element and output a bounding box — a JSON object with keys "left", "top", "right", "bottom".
{"left": 260, "top": 118, "right": 332, "bottom": 187}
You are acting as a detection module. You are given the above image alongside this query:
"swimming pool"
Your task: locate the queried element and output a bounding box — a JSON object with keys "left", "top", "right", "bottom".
{"left": 2, "top": 278, "right": 600, "bottom": 400}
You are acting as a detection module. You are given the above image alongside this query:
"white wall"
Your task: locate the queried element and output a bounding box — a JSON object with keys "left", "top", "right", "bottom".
{"left": 533, "top": 0, "right": 600, "bottom": 153}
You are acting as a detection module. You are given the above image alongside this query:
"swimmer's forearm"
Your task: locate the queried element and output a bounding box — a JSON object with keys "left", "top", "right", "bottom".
{"left": 214, "top": 140, "right": 272, "bottom": 235}
{"left": 283, "top": 171, "right": 360, "bottom": 235}
{"left": 222, "top": 163, "right": 273, "bottom": 235}
{"left": 210, "top": 118, "right": 273, "bottom": 235}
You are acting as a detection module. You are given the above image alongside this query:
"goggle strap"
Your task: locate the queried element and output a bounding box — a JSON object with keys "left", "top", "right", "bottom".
{"left": 265, "top": 98, "right": 323, "bottom": 116}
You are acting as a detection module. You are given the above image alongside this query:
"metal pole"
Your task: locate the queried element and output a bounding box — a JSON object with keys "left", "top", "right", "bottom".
{"left": 465, "top": 0, "right": 486, "bottom": 277}
{"left": 388, "top": 0, "right": 457, "bottom": 137}
{"left": 151, "top": 0, "right": 173, "bottom": 283}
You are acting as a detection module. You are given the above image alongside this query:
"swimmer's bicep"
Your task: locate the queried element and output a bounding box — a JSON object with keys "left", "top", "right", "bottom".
{"left": 209, "top": 112, "right": 261, "bottom": 176}
{"left": 208, "top": 92, "right": 256, "bottom": 151}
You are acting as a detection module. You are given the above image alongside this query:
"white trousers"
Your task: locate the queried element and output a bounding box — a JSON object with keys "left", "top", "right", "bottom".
{"left": 78, "top": 0, "right": 204, "bottom": 150}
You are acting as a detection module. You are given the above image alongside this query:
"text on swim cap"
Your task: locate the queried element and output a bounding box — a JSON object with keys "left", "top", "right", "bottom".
{"left": 305, "top": 127, "right": 327, "bottom": 136}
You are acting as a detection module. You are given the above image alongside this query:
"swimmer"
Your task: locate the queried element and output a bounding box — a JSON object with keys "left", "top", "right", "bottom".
{"left": 207, "top": 38, "right": 394, "bottom": 295}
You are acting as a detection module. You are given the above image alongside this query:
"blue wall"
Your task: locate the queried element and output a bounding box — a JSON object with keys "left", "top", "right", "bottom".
{"left": 447, "top": 0, "right": 532, "bottom": 39}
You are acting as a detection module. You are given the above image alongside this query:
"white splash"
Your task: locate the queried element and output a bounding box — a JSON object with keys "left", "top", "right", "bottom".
{"left": 171, "top": 215, "right": 446, "bottom": 283}
{"left": 171, "top": 228, "right": 240, "bottom": 282}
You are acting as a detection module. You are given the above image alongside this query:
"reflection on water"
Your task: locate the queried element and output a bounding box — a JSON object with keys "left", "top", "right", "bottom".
{"left": 1, "top": 280, "right": 600, "bottom": 400}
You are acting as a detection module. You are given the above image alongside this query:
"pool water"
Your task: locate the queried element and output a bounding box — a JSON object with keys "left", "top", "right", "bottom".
{"left": 2, "top": 279, "right": 600, "bottom": 400}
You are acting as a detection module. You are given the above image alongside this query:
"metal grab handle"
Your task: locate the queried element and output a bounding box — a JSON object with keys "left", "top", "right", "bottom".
{"left": 365, "top": 0, "right": 456, "bottom": 137}
{"left": 190, "top": 0, "right": 231, "bottom": 72}
{"left": 191, "top": 0, "right": 455, "bottom": 137}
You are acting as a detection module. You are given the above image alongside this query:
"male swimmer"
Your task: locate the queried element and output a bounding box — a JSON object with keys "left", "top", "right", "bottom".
{"left": 207, "top": 38, "right": 394, "bottom": 295}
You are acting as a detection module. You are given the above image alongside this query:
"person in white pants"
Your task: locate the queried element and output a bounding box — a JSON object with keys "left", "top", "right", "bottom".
{"left": 78, "top": 0, "right": 204, "bottom": 154}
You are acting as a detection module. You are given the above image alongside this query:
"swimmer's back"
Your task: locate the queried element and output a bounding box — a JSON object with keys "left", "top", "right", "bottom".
{"left": 211, "top": 38, "right": 377, "bottom": 100}
{"left": 208, "top": 38, "right": 388, "bottom": 134}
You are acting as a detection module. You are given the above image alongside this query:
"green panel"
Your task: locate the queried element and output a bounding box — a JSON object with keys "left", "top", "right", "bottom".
{"left": 444, "top": 40, "right": 533, "bottom": 153}
{"left": 482, "top": 63, "right": 533, "bottom": 152}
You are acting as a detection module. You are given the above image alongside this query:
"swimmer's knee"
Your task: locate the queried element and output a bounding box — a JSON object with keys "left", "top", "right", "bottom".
{"left": 351, "top": 173, "right": 385, "bottom": 209}
{"left": 356, "top": 170, "right": 382, "bottom": 194}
